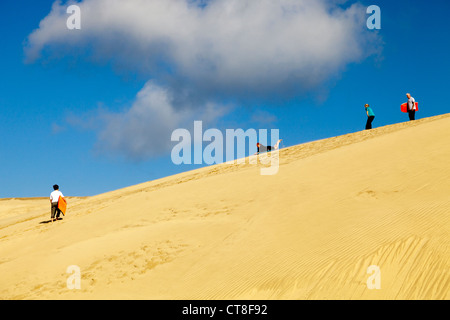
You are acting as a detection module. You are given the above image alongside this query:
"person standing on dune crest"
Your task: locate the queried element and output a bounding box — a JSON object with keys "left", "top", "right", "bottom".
{"left": 50, "top": 184, "right": 66, "bottom": 222}
{"left": 364, "top": 104, "right": 375, "bottom": 130}
{"left": 255, "top": 139, "right": 282, "bottom": 155}
{"left": 406, "top": 93, "right": 416, "bottom": 121}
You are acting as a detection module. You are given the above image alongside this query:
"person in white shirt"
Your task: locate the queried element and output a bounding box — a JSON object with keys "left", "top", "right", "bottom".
{"left": 50, "top": 184, "right": 66, "bottom": 222}
{"left": 406, "top": 93, "right": 416, "bottom": 121}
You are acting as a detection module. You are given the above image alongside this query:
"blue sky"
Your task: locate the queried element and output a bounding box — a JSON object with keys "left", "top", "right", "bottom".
{"left": 1, "top": 0, "right": 449, "bottom": 198}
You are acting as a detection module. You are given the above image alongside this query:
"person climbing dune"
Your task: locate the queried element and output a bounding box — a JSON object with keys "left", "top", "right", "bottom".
{"left": 49, "top": 184, "right": 66, "bottom": 222}
{"left": 255, "top": 139, "right": 282, "bottom": 155}
{"left": 406, "top": 93, "right": 417, "bottom": 121}
{"left": 365, "top": 104, "right": 375, "bottom": 130}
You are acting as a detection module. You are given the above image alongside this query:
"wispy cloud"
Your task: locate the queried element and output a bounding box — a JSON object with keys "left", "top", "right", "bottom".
{"left": 68, "top": 81, "right": 229, "bottom": 160}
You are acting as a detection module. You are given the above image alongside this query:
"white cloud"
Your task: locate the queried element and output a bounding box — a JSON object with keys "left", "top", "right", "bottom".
{"left": 26, "top": 0, "right": 381, "bottom": 96}
{"left": 94, "top": 81, "right": 228, "bottom": 160}
{"left": 25, "top": 0, "right": 382, "bottom": 159}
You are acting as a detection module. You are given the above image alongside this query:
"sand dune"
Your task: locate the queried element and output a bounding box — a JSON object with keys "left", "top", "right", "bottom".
{"left": 1, "top": 114, "right": 449, "bottom": 300}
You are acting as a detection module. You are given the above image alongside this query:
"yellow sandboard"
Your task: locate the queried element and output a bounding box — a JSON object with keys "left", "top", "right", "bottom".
{"left": 58, "top": 196, "right": 67, "bottom": 216}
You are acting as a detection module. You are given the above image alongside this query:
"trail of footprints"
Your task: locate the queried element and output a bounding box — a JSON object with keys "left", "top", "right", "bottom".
{"left": 17, "top": 240, "right": 191, "bottom": 298}
{"left": 81, "top": 240, "right": 190, "bottom": 291}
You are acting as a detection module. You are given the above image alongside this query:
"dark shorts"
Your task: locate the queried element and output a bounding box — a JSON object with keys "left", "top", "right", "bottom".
{"left": 51, "top": 202, "right": 61, "bottom": 219}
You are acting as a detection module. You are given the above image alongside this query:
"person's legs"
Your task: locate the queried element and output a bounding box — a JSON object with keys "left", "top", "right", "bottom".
{"left": 409, "top": 110, "right": 416, "bottom": 121}
{"left": 51, "top": 203, "right": 57, "bottom": 221}
{"left": 366, "top": 116, "right": 374, "bottom": 129}
{"left": 365, "top": 117, "right": 370, "bottom": 129}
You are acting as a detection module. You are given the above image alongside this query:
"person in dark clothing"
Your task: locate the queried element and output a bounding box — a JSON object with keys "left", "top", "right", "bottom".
{"left": 365, "top": 104, "right": 375, "bottom": 130}
{"left": 255, "top": 140, "right": 282, "bottom": 155}
{"left": 406, "top": 93, "right": 416, "bottom": 121}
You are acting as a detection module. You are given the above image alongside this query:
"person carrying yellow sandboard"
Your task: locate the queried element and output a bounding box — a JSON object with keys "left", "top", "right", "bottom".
{"left": 49, "top": 184, "right": 67, "bottom": 222}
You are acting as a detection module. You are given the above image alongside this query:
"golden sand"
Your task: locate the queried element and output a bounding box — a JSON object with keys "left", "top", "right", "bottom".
{"left": 1, "top": 114, "right": 449, "bottom": 300}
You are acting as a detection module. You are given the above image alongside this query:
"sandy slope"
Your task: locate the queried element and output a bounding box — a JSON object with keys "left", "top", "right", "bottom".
{"left": 0, "top": 114, "right": 449, "bottom": 300}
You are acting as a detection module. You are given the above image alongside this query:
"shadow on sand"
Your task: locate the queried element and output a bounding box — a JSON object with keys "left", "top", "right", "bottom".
{"left": 39, "top": 218, "right": 63, "bottom": 224}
